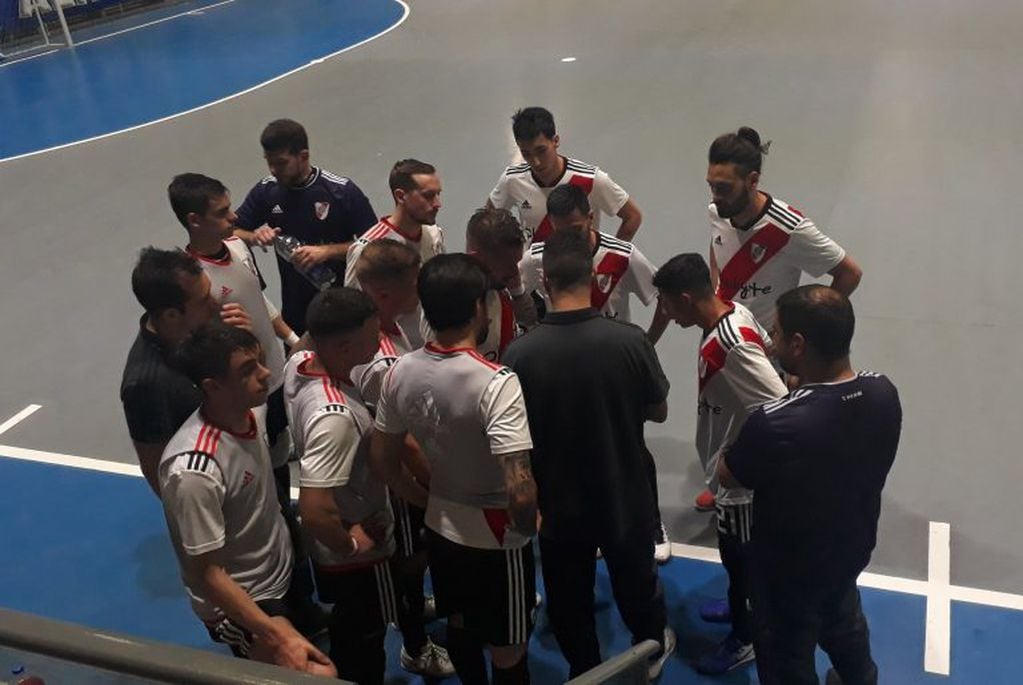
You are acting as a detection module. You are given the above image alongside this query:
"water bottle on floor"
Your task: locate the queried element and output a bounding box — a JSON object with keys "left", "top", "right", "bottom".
{"left": 273, "top": 234, "right": 337, "bottom": 290}
{"left": 9, "top": 665, "right": 45, "bottom": 684}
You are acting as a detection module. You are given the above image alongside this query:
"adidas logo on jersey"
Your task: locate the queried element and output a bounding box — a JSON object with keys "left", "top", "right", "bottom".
{"left": 271, "top": 205, "right": 284, "bottom": 215}
{"left": 714, "top": 235, "right": 723, "bottom": 245}
{"left": 242, "top": 470, "right": 254, "bottom": 487}
{"left": 521, "top": 200, "right": 532, "bottom": 210}
{"left": 221, "top": 285, "right": 233, "bottom": 298}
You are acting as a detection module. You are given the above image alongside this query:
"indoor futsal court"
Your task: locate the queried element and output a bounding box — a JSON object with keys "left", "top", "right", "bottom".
{"left": 1, "top": 0, "right": 1021, "bottom": 682}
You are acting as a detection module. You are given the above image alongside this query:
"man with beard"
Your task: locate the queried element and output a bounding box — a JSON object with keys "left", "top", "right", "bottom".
{"left": 233, "top": 119, "right": 377, "bottom": 335}
{"left": 345, "top": 159, "right": 446, "bottom": 347}
{"left": 699, "top": 126, "right": 863, "bottom": 512}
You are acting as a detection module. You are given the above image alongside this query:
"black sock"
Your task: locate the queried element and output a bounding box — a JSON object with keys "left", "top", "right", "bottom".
{"left": 492, "top": 654, "right": 530, "bottom": 685}
{"left": 446, "top": 624, "right": 488, "bottom": 684}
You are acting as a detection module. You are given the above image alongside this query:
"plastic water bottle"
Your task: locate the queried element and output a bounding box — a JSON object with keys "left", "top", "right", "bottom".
{"left": 273, "top": 234, "right": 337, "bottom": 291}
{"left": 9, "top": 665, "right": 45, "bottom": 684}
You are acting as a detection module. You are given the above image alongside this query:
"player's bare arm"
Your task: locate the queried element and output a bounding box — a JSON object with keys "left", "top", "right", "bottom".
{"left": 709, "top": 241, "right": 720, "bottom": 290}
{"left": 500, "top": 450, "right": 538, "bottom": 537}
{"left": 131, "top": 441, "right": 164, "bottom": 495}
{"left": 184, "top": 549, "right": 334, "bottom": 673}
{"left": 292, "top": 242, "right": 352, "bottom": 270}
{"left": 645, "top": 400, "right": 668, "bottom": 423}
{"left": 234, "top": 225, "right": 278, "bottom": 247}
{"left": 298, "top": 487, "right": 373, "bottom": 556}
{"left": 369, "top": 428, "right": 429, "bottom": 508}
{"left": 615, "top": 198, "right": 643, "bottom": 242}
{"left": 646, "top": 306, "right": 671, "bottom": 345}
{"left": 828, "top": 255, "right": 863, "bottom": 296}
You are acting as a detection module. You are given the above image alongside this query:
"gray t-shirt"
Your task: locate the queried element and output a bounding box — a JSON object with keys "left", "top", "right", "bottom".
{"left": 159, "top": 405, "right": 292, "bottom": 622}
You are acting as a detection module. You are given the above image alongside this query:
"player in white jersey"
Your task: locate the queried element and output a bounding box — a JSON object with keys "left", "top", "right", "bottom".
{"left": 371, "top": 254, "right": 538, "bottom": 685}
{"left": 349, "top": 238, "right": 449, "bottom": 673}
{"left": 169, "top": 174, "right": 299, "bottom": 467}
{"left": 654, "top": 254, "right": 787, "bottom": 675}
{"left": 487, "top": 107, "right": 643, "bottom": 245}
{"left": 519, "top": 184, "right": 659, "bottom": 327}
{"left": 706, "top": 127, "right": 863, "bottom": 332}
{"left": 286, "top": 288, "right": 452, "bottom": 683}
{"left": 158, "top": 324, "right": 333, "bottom": 676}
{"left": 466, "top": 207, "right": 537, "bottom": 361}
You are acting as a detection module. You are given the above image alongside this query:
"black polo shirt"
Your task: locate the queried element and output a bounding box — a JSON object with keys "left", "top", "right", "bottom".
{"left": 234, "top": 167, "right": 377, "bottom": 333}
{"left": 503, "top": 307, "right": 669, "bottom": 543}
{"left": 725, "top": 372, "right": 902, "bottom": 586}
{"left": 120, "top": 318, "right": 201, "bottom": 445}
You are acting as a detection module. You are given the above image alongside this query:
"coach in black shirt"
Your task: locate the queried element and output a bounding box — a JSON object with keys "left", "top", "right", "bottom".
{"left": 121, "top": 248, "right": 251, "bottom": 494}
{"left": 721, "top": 285, "right": 902, "bottom": 685}
{"left": 503, "top": 230, "right": 675, "bottom": 680}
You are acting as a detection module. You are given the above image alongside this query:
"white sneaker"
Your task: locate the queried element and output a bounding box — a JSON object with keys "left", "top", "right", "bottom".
{"left": 400, "top": 637, "right": 456, "bottom": 678}
{"left": 647, "top": 626, "right": 677, "bottom": 681}
{"left": 654, "top": 524, "right": 671, "bottom": 565}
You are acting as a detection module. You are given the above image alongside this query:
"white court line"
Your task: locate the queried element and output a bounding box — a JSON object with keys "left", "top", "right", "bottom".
{"left": 925, "top": 521, "right": 952, "bottom": 675}
{"left": 0, "top": 404, "right": 42, "bottom": 436}
{"left": 75, "top": 0, "right": 236, "bottom": 47}
{"left": 0, "top": 0, "right": 411, "bottom": 165}
{"left": 0, "top": 49, "right": 59, "bottom": 70}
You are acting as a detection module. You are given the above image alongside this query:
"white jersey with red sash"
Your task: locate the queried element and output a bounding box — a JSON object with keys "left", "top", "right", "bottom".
{"left": 489, "top": 157, "right": 629, "bottom": 246}
{"left": 696, "top": 302, "right": 787, "bottom": 505}
{"left": 520, "top": 231, "right": 657, "bottom": 323}
{"left": 710, "top": 195, "right": 845, "bottom": 330}
{"left": 477, "top": 289, "right": 520, "bottom": 363}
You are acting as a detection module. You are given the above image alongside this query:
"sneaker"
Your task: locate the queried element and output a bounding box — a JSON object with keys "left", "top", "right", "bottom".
{"left": 693, "top": 634, "right": 754, "bottom": 675}
{"left": 698, "top": 598, "right": 731, "bottom": 623}
{"left": 423, "top": 594, "right": 437, "bottom": 621}
{"left": 694, "top": 489, "right": 716, "bottom": 512}
{"left": 647, "top": 626, "right": 677, "bottom": 681}
{"left": 654, "top": 524, "right": 671, "bottom": 565}
{"left": 400, "top": 637, "right": 456, "bottom": 678}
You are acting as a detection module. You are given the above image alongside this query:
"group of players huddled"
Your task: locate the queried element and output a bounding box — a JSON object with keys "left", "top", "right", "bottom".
{"left": 120, "top": 108, "right": 901, "bottom": 685}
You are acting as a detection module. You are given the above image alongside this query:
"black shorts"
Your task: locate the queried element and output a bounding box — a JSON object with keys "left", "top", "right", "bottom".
{"left": 391, "top": 494, "right": 427, "bottom": 558}
{"left": 426, "top": 528, "right": 535, "bottom": 646}
{"left": 205, "top": 578, "right": 324, "bottom": 657}
{"left": 314, "top": 558, "right": 400, "bottom": 627}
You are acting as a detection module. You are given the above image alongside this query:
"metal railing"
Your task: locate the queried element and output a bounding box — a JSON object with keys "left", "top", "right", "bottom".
{"left": 565, "top": 639, "right": 660, "bottom": 685}
{"left": 0, "top": 607, "right": 348, "bottom": 684}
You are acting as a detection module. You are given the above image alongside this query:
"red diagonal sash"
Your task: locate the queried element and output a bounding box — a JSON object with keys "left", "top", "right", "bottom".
{"left": 716, "top": 223, "right": 790, "bottom": 301}
{"left": 532, "top": 174, "right": 596, "bottom": 243}
{"left": 590, "top": 251, "right": 630, "bottom": 311}
{"left": 698, "top": 337, "right": 728, "bottom": 393}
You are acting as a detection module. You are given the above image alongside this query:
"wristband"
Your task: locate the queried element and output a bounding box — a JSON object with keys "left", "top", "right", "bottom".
{"left": 285, "top": 331, "right": 300, "bottom": 347}
{"left": 348, "top": 534, "right": 360, "bottom": 557}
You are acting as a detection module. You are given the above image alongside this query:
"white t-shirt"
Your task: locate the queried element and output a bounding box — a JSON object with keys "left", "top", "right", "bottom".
{"left": 710, "top": 195, "right": 845, "bottom": 329}
{"left": 489, "top": 157, "right": 629, "bottom": 246}
{"left": 696, "top": 302, "right": 788, "bottom": 505}
{"left": 284, "top": 352, "right": 395, "bottom": 570}
{"left": 344, "top": 217, "right": 445, "bottom": 288}
{"left": 159, "top": 405, "right": 292, "bottom": 622}
{"left": 375, "top": 344, "right": 533, "bottom": 550}
{"left": 520, "top": 231, "right": 657, "bottom": 323}
{"left": 188, "top": 238, "right": 286, "bottom": 392}
{"left": 351, "top": 323, "right": 414, "bottom": 409}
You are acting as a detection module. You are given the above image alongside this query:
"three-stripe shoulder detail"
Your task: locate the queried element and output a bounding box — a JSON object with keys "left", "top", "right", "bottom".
{"left": 177, "top": 450, "right": 215, "bottom": 475}
{"left": 504, "top": 163, "right": 531, "bottom": 176}
{"left": 320, "top": 170, "right": 350, "bottom": 186}
{"left": 766, "top": 203, "right": 803, "bottom": 230}
{"left": 528, "top": 242, "right": 546, "bottom": 256}
{"left": 598, "top": 233, "right": 633, "bottom": 254}
{"left": 565, "top": 158, "right": 596, "bottom": 174}
{"left": 319, "top": 403, "right": 350, "bottom": 417}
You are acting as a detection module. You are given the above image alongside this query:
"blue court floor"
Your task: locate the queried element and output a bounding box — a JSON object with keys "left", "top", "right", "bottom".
{"left": 0, "top": 0, "right": 406, "bottom": 160}
{"left": 0, "top": 456, "right": 1018, "bottom": 684}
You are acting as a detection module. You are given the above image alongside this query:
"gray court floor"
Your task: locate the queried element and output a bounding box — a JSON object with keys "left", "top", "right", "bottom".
{"left": 1, "top": 0, "right": 1022, "bottom": 597}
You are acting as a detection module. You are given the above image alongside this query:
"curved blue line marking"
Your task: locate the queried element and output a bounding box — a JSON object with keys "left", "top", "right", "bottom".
{"left": 0, "top": 0, "right": 405, "bottom": 160}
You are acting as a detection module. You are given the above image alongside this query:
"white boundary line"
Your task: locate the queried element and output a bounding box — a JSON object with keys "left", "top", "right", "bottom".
{"left": 925, "top": 521, "right": 952, "bottom": 675}
{"left": 0, "top": 49, "right": 59, "bottom": 70}
{"left": 0, "top": 0, "right": 411, "bottom": 165}
{"left": 75, "top": 0, "right": 237, "bottom": 47}
{"left": 0, "top": 404, "right": 42, "bottom": 436}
